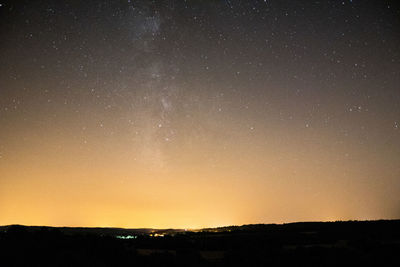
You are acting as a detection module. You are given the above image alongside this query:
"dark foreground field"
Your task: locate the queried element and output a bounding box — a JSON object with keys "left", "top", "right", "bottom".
{"left": 1, "top": 220, "right": 399, "bottom": 266}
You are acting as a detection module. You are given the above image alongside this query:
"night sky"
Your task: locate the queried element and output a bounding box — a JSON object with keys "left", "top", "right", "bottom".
{"left": 0, "top": 0, "right": 399, "bottom": 228}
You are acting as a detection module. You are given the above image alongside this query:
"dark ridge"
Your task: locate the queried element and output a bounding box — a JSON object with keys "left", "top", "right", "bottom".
{"left": 1, "top": 219, "right": 400, "bottom": 266}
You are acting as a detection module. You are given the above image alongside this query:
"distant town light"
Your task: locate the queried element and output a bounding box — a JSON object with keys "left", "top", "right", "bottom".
{"left": 149, "top": 233, "right": 165, "bottom": 237}
{"left": 116, "top": 235, "right": 137, "bottom": 239}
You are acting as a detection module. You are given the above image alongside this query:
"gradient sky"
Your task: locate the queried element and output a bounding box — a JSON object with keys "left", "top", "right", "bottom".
{"left": 0, "top": 0, "right": 399, "bottom": 228}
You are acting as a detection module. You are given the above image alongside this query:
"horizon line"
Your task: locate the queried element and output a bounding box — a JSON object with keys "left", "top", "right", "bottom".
{"left": 1, "top": 218, "right": 399, "bottom": 231}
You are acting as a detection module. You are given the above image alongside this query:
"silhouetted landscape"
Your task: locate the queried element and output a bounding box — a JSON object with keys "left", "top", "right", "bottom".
{"left": 1, "top": 220, "right": 400, "bottom": 266}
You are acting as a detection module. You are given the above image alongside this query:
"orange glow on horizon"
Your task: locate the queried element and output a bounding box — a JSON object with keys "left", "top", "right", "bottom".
{"left": 1, "top": 121, "right": 398, "bottom": 228}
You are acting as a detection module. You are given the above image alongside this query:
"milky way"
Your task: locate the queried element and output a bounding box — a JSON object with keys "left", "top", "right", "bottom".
{"left": 0, "top": 0, "right": 399, "bottom": 228}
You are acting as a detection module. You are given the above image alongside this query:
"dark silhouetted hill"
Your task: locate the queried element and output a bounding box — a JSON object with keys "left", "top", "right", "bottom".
{"left": 1, "top": 220, "right": 399, "bottom": 266}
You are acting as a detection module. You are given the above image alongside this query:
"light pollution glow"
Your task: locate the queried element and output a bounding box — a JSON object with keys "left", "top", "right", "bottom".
{"left": 1, "top": 110, "right": 398, "bottom": 228}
